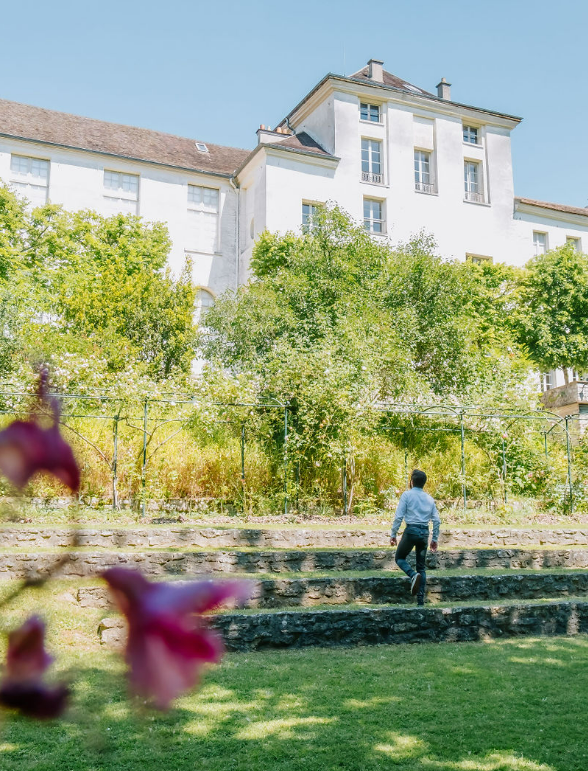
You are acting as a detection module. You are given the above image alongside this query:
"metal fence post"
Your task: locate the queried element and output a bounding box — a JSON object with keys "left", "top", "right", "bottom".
{"left": 460, "top": 412, "right": 467, "bottom": 510}
{"left": 112, "top": 415, "right": 119, "bottom": 511}
{"left": 342, "top": 459, "right": 347, "bottom": 516}
{"left": 283, "top": 404, "right": 288, "bottom": 516}
{"left": 565, "top": 415, "right": 573, "bottom": 513}
{"left": 501, "top": 436, "right": 508, "bottom": 504}
{"left": 141, "top": 399, "right": 148, "bottom": 518}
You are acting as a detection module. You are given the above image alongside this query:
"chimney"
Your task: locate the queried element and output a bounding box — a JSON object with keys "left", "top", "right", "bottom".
{"left": 436, "top": 77, "right": 451, "bottom": 100}
{"left": 367, "top": 58, "right": 384, "bottom": 83}
{"left": 257, "top": 124, "right": 290, "bottom": 145}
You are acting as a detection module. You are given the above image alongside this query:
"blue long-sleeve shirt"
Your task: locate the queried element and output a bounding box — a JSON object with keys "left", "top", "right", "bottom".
{"left": 391, "top": 487, "right": 441, "bottom": 541}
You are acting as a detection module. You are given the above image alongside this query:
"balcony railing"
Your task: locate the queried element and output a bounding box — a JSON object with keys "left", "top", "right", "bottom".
{"left": 464, "top": 190, "right": 485, "bottom": 203}
{"left": 415, "top": 181, "right": 435, "bottom": 194}
{"left": 361, "top": 171, "right": 383, "bottom": 185}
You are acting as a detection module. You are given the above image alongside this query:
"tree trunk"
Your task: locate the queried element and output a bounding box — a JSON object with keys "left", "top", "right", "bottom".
{"left": 563, "top": 368, "right": 569, "bottom": 385}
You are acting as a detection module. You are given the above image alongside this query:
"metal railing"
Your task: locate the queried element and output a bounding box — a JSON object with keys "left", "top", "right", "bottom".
{"left": 361, "top": 171, "right": 383, "bottom": 184}
{"left": 464, "top": 190, "right": 485, "bottom": 203}
{"left": 415, "top": 181, "right": 435, "bottom": 194}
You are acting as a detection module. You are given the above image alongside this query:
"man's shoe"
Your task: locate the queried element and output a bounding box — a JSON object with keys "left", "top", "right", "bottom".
{"left": 410, "top": 573, "right": 422, "bottom": 596}
{"left": 417, "top": 598, "right": 425, "bottom": 607}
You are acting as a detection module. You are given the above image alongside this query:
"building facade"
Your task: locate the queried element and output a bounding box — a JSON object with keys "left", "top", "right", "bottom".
{"left": 1, "top": 57, "right": 587, "bottom": 339}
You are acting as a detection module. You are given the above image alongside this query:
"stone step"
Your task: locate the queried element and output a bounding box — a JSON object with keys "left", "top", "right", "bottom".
{"left": 79, "top": 570, "right": 588, "bottom": 610}
{"left": 98, "top": 599, "right": 588, "bottom": 651}
{"left": 2, "top": 526, "right": 588, "bottom": 550}
{"left": 2, "top": 547, "right": 588, "bottom": 580}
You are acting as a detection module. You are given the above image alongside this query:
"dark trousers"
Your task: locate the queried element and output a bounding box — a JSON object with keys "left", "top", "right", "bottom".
{"left": 395, "top": 524, "right": 429, "bottom": 601}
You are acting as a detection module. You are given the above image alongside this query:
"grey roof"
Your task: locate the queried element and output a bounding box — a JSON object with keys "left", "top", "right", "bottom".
{"left": 350, "top": 65, "right": 434, "bottom": 97}
{"left": 0, "top": 98, "right": 250, "bottom": 176}
{"left": 271, "top": 131, "right": 332, "bottom": 156}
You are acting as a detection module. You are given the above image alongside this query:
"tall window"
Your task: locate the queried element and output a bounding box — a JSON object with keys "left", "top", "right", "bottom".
{"left": 414, "top": 150, "right": 433, "bottom": 193}
{"left": 463, "top": 125, "right": 479, "bottom": 144}
{"left": 104, "top": 170, "right": 139, "bottom": 214}
{"left": 464, "top": 161, "right": 483, "bottom": 202}
{"left": 195, "top": 288, "right": 215, "bottom": 324}
{"left": 361, "top": 139, "right": 382, "bottom": 183}
{"left": 533, "top": 231, "right": 547, "bottom": 255}
{"left": 566, "top": 236, "right": 581, "bottom": 252}
{"left": 302, "top": 202, "right": 321, "bottom": 232}
{"left": 360, "top": 103, "right": 381, "bottom": 122}
{"left": 540, "top": 372, "right": 554, "bottom": 392}
{"left": 363, "top": 198, "right": 384, "bottom": 234}
{"left": 187, "top": 185, "right": 219, "bottom": 253}
{"left": 10, "top": 155, "right": 49, "bottom": 206}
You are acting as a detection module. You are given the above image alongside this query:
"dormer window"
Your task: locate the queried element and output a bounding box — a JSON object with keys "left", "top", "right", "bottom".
{"left": 463, "top": 125, "right": 479, "bottom": 145}
{"left": 360, "top": 103, "right": 381, "bottom": 123}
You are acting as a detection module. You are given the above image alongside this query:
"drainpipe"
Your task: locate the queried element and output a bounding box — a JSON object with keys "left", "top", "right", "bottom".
{"left": 229, "top": 176, "right": 240, "bottom": 289}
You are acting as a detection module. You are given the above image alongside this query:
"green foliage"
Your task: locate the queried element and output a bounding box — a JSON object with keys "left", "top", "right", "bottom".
{"left": 0, "top": 183, "right": 197, "bottom": 386}
{"left": 514, "top": 243, "right": 588, "bottom": 373}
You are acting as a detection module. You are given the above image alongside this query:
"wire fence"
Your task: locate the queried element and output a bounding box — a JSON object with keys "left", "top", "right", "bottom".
{"left": 0, "top": 389, "right": 585, "bottom": 515}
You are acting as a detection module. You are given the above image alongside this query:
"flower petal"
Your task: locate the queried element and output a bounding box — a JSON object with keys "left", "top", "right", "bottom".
{"left": 0, "top": 682, "right": 69, "bottom": 719}
{"left": 5, "top": 617, "right": 52, "bottom": 682}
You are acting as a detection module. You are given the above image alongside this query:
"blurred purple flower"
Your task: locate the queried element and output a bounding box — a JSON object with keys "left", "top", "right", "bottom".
{"left": 102, "top": 568, "right": 251, "bottom": 709}
{"left": 0, "top": 371, "right": 79, "bottom": 491}
{"left": 0, "top": 616, "right": 69, "bottom": 720}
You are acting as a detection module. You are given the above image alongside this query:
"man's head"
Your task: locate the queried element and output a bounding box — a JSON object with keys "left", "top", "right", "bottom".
{"left": 411, "top": 469, "right": 427, "bottom": 489}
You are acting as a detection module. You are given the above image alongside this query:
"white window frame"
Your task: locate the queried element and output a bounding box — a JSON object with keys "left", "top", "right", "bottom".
{"left": 566, "top": 236, "right": 582, "bottom": 252}
{"left": 463, "top": 125, "right": 481, "bottom": 145}
{"left": 360, "top": 103, "right": 382, "bottom": 124}
{"left": 187, "top": 184, "right": 220, "bottom": 254}
{"left": 414, "top": 149, "right": 434, "bottom": 194}
{"left": 533, "top": 231, "right": 548, "bottom": 256}
{"left": 195, "top": 287, "right": 215, "bottom": 324}
{"left": 103, "top": 170, "right": 139, "bottom": 214}
{"left": 361, "top": 138, "right": 383, "bottom": 184}
{"left": 301, "top": 201, "right": 322, "bottom": 232}
{"left": 540, "top": 371, "right": 554, "bottom": 392}
{"left": 363, "top": 197, "right": 385, "bottom": 234}
{"left": 464, "top": 160, "right": 484, "bottom": 203}
{"left": 10, "top": 154, "right": 50, "bottom": 205}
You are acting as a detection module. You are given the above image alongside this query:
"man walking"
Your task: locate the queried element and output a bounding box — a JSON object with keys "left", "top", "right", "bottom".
{"left": 390, "top": 470, "right": 441, "bottom": 606}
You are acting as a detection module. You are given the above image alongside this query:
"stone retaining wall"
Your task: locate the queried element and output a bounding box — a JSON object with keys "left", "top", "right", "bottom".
{"left": 2, "top": 526, "right": 588, "bottom": 549}
{"left": 79, "top": 571, "right": 588, "bottom": 610}
{"left": 98, "top": 600, "right": 588, "bottom": 650}
{"left": 3, "top": 547, "right": 588, "bottom": 581}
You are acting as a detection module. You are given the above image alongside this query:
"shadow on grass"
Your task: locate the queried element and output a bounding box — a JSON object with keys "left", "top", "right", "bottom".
{"left": 1, "top": 636, "right": 588, "bottom": 770}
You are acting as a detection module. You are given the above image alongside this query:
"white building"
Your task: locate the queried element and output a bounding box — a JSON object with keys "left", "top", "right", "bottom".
{"left": 1, "top": 58, "right": 587, "bottom": 353}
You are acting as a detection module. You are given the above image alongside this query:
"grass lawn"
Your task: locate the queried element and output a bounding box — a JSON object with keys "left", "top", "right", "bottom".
{"left": 0, "top": 584, "right": 587, "bottom": 770}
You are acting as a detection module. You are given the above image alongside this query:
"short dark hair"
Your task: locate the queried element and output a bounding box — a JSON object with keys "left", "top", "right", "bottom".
{"left": 411, "top": 469, "right": 427, "bottom": 488}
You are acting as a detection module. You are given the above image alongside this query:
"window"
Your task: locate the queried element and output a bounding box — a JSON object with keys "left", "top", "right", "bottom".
{"left": 187, "top": 185, "right": 220, "bottom": 253}
{"left": 533, "top": 231, "right": 548, "bottom": 255}
{"left": 195, "top": 142, "right": 208, "bottom": 153}
{"left": 567, "top": 236, "right": 582, "bottom": 252}
{"left": 195, "top": 288, "right": 215, "bottom": 324}
{"left": 302, "top": 202, "right": 322, "bottom": 232}
{"left": 10, "top": 155, "right": 49, "bottom": 206}
{"left": 464, "top": 161, "right": 484, "bottom": 202}
{"left": 463, "top": 125, "right": 479, "bottom": 145}
{"left": 104, "top": 170, "right": 139, "bottom": 214}
{"left": 467, "top": 254, "right": 493, "bottom": 265}
{"left": 361, "top": 139, "right": 383, "bottom": 184}
{"left": 363, "top": 198, "right": 385, "bottom": 234}
{"left": 540, "top": 372, "right": 554, "bottom": 392}
{"left": 360, "top": 103, "right": 381, "bottom": 123}
{"left": 414, "top": 150, "right": 434, "bottom": 193}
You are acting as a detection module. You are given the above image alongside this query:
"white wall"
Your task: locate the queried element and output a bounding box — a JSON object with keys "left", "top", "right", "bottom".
{"left": 0, "top": 137, "right": 238, "bottom": 295}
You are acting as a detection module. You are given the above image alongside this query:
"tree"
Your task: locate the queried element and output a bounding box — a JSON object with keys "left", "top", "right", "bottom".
{"left": 0, "top": 184, "right": 198, "bottom": 386}
{"left": 514, "top": 244, "right": 588, "bottom": 383}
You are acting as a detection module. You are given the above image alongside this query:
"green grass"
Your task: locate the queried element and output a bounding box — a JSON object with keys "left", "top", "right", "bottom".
{"left": 0, "top": 584, "right": 587, "bottom": 769}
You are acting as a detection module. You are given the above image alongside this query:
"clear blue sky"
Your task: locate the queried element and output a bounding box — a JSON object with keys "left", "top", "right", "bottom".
{"left": 2, "top": 0, "right": 587, "bottom": 206}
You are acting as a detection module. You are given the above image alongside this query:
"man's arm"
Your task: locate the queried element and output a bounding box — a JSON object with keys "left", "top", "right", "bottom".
{"left": 390, "top": 494, "right": 407, "bottom": 542}
{"left": 430, "top": 502, "right": 441, "bottom": 547}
